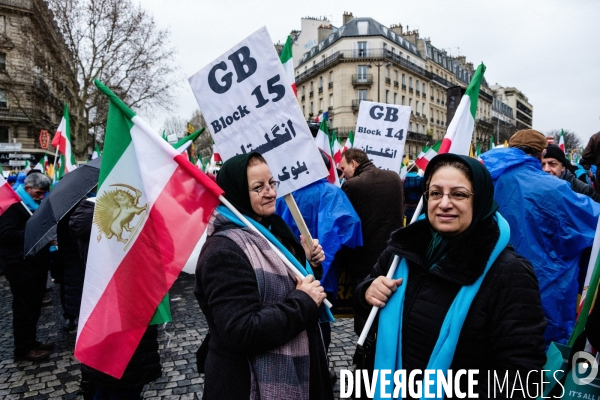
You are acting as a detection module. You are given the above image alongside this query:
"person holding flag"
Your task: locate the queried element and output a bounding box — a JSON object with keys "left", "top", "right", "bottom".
{"left": 195, "top": 152, "right": 333, "bottom": 400}
{"left": 353, "top": 153, "right": 546, "bottom": 398}
{"left": 0, "top": 172, "right": 54, "bottom": 361}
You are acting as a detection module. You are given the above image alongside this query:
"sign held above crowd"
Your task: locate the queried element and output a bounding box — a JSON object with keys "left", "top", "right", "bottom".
{"left": 188, "top": 27, "right": 327, "bottom": 197}
{"left": 353, "top": 101, "right": 410, "bottom": 173}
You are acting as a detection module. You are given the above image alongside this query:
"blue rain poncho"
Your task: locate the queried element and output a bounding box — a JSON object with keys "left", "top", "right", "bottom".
{"left": 481, "top": 148, "right": 600, "bottom": 345}
{"left": 275, "top": 178, "right": 363, "bottom": 293}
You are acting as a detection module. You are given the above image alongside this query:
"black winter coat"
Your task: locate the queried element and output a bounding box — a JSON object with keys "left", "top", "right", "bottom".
{"left": 0, "top": 202, "right": 49, "bottom": 268}
{"left": 342, "top": 161, "right": 404, "bottom": 284}
{"left": 194, "top": 228, "right": 333, "bottom": 400}
{"left": 564, "top": 170, "right": 600, "bottom": 202}
{"left": 57, "top": 205, "right": 86, "bottom": 318}
{"left": 81, "top": 325, "right": 162, "bottom": 389}
{"left": 353, "top": 217, "right": 547, "bottom": 398}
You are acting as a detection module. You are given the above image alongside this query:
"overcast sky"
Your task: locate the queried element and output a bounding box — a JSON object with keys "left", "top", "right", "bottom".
{"left": 139, "top": 0, "right": 600, "bottom": 145}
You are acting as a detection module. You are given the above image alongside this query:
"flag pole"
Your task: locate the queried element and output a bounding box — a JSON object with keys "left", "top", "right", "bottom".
{"left": 219, "top": 195, "right": 332, "bottom": 309}
{"left": 52, "top": 144, "right": 59, "bottom": 183}
{"left": 283, "top": 193, "right": 314, "bottom": 249}
{"left": 357, "top": 195, "right": 423, "bottom": 345}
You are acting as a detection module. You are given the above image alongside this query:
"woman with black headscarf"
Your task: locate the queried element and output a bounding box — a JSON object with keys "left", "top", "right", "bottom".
{"left": 194, "top": 152, "right": 334, "bottom": 400}
{"left": 353, "top": 153, "right": 547, "bottom": 398}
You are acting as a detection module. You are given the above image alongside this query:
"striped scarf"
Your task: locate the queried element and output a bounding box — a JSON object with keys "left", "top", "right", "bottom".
{"left": 209, "top": 209, "right": 311, "bottom": 400}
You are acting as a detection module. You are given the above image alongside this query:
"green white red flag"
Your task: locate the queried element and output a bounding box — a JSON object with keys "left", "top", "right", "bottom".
{"left": 400, "top": 154, "right": 410, "bottom": 180}
{"left": 331, "top": 132, "right": 342, "bottom": 166}
{"left": 438, "top": 63, "right": 486, "bottom": 156}
{"left": 51, "top": 104, "right": 78, "bottom": 175}
{"left": 342, "top": 130, "right": 354, "bottom": 153}
{"left": 74, "top": 80, "right": 223, "bottom": 379}
{"left": 415, "top": 140, "right": 441, "bottom": 171}
{"left": 0, "top": 175, "right": 20, "bottom": 218}
{"left": 92, "top": 143, "right": 101, "bottom": 160}
{"left": 314, "top": 115, "right": 339, "bottom": 186}
{"left": 279, "top": 35, "right": 296, "bottom": 95}
{"left": 559, "top": 129, "right": 565, "bottom": 152}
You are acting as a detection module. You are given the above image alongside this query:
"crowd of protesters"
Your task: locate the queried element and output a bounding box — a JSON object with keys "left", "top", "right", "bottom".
{"left": 2, "top": 128, "right": 600, "bottom": 399}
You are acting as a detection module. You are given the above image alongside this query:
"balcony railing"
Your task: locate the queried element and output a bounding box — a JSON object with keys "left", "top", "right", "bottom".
{"left": 431, "top": 96, "right": 434, "bottom": 101}
{"left": 407, "top": 131, "right": 430, "bottom": 143}
{"left": 394, "top": 81, "right": 399, "bottom": 87}
{"left": 352, "top": 99, "right": 372, "bottom": 111}
{"left": 318, "top": 87, "right": 323, "bottom": 93}
{"left": 0, "top": 0, "right": 31, "bottom": 9}
{"left": 409, "top": 87, "right": 413, "bottom": 93}
{"left": 301, "top": 95, "right": 305, "bottom": 101}
{"left": 328, "top": 106, "right": 333, "bottom": 110}
{"left": 351, "top": 74, "right": 373, "bottom": 86}
{"left": 309, "top": 91, "right": 314, "bottom": 97}
{"left": 385, "top": 78, "right": 391, "bottom": 84}
{"left": 416, "top": 90, "right": 420, "bottom": 96}
{"left": 328, "top": 81, "right": 333, "bottom": 88}
{"left": 402, "top": 84, "right": 406, "bottom": 90}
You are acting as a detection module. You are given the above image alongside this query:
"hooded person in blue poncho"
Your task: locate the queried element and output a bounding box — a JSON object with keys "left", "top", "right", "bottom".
{"left": 353, "top": 153, "right": 546, "bottom": 399}
{"left": 481, "top": 129, "right": 600, "bottom": 347}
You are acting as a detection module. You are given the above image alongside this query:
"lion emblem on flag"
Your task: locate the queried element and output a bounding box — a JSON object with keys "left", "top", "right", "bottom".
{"left": 94, "top": 184, "right": 148, "bottom": 245}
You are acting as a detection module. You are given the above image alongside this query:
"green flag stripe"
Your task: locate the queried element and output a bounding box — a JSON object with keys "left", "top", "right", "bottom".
{"left": 95, "top": 79, "right": 137, "bottom": 188}
{"left": 464, "top": 63, "right": 486, "bottom": 119}
{"left": 174, "top": 128, "right": 204, "bottom": 149}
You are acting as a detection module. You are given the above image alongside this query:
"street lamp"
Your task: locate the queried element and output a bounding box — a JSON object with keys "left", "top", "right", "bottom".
{"left": 367, "top": 61, "right": 392, "bottom": 102}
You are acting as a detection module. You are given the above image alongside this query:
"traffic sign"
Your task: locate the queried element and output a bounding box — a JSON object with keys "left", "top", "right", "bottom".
{"left": 0, "top": 143, "right": 22, "bottom": 152}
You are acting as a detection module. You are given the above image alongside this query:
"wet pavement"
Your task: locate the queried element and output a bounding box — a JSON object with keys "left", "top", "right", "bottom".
{"left": 0, "top": 272, "right": 358, "bottom": 399}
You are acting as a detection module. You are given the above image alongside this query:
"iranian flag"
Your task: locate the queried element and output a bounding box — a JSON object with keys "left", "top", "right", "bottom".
{"left": 342, "top": 130, "right": 354, "bottom": 153}
{"left": 489, "top": 134, "right": 495, "bottom": 150}
{"left": 75, "top": 80, "right": 224, "bottom": 379}
{"left": 331, "top": 132, "right": 342, "bottom": 166}
{"left": 92, "top": 143, "right": 101, "bottom": 160}
{"left": 0, "top": 175, "right": 20, "bottom": 218}
{"left": 438, "top": 63, "right": 486, "bottom": 156}
{"left": 279, "top": 35, "right": 296, "bottom": 95}
{"left": 400, "top": 154, "right": 410, "bottom": 180}
{"left": 34, "top": 155, "right": 47, "bottom": 173}
{"left": 415, "top": 140, "right": 441, "bottom": 171}
{"left": 212, "top": 142, "right": 222, "bottom": 163}
{"left": 559, "top": 129, "right": 566, "bottom": 152}
{"left": 314, "top": 116, "right": 339, "bottom": 186}
{"left": 51, "top": 104, "right": 78, "bottom": 175}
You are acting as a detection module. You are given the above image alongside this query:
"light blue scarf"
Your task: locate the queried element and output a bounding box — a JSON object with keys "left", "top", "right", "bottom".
{"left": 16, "top": 185, "right": 39, "bottom": 212}
{"left": 374, "top": 212, "right": 510, "bottom": 399}
{"left": 216, "top": 205, "right": 334, "bottom": 323}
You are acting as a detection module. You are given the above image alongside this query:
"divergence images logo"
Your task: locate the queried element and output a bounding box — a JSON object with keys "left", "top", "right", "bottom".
{"left": 573, "top": 351, "right": 599, "bottom": 386}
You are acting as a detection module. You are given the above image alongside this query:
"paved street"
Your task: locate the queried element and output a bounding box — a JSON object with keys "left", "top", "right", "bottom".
{"left": 0, "top": 272, "right": 358, "bottom": 399}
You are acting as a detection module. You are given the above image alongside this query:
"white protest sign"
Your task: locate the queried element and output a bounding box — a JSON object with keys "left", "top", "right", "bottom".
{"left": 188, "top": 27, "right": 327, "bottom": 197}
{"left": 353, "top": 101, "right": 410, "bottom": 173}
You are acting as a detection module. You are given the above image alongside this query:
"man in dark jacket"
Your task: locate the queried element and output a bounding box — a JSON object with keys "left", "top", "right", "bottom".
{"left": 582, "top": 131, "right": 600, "bottom": 194}
{"left": 542, "top": 144, "right": 600, "bottom": 202}
{"left": 0, "top": 173, "right": 53, "bottom": 361}
{"left": 339, "top": 148, "right": 404, "bottom": 334}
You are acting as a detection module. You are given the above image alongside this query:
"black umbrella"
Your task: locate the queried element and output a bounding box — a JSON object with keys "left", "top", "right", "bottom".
{"left": 24, "top": 157, "right": 101, "bottom": 256}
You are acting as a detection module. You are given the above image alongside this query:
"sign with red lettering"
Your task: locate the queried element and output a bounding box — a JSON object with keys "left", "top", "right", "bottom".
{"left": 39, "top": 130, "right": 50, "bottom": 149}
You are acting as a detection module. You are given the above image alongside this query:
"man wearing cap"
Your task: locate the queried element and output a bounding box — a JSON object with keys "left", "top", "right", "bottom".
{"left": 542, "top": 144, "right": 600, "bottom": 202}
{"left": 582, "top": 131, "right": 600, "bottom": 194}
{"left": 481, "top": 129, "right": 600, "bottom": 346}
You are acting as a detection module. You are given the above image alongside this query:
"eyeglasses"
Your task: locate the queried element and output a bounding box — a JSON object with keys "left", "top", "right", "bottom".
{"left": 424, "top": 189, "right": 474, "bottom": 202}
{"left": 249, "top": 181, "right": 280, "bottom": 196}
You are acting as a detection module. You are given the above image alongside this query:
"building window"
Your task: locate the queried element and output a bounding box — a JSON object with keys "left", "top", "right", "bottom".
{"left": 416, "top": 100, "right": 419, "bottom": 112}
{"left": 402, "top": 74, "right": 406, "bottom": 84}
{"left": 358, "top": 89, "right": 367, "bottom": 100}
{"left": 329, "top": 94, "right": 333, "bottom": 108}
{"left": 394, "top": 70, "right": 398, "bottom": 81}
{"left": 422, "top": 83, "right": 426, "bottom": 95}
{"left": 320, "top": 99, "right": 323, "bottom": 111}
{"left": 310, "top": 102, "right": 313, "bottom": 114}
{"left": 422, "top": 104, "right": 425, "bottom": 115}
{"left": 0, "top": 126, "right": 7, "bottom": 142}
{"left": 0, "top": 89, "right": 7, "bottom": 108}
{"left": 357, "top": 65, "right": 368, "bottom": 81}
{"left": 319, "top": 76, "right": 323, "bottom": 89}
{"left": 0, "top": 16, "right": 5, "bottom": 35}
{"left": 357, "top": 41, "right": 367, "bottom": 57}
{"left": 310, "top": 81, "right": 313, "bottom": 91}
{"left": 402, "top": 95, "right": 405, "bottom": 105}
{"left": 329, "top": 71, "right": 333, "bottom": 83}
{"left": 0, "top": 53, "right": 6, "bottom": 71}
{"left": 302, "top": 86, "right": 305, "bottom": 96}
{"left": 409, "top": 98, "right": 412, "bottom": 107}
{"left": 357, "top": 21, "right": 369, "bottom": 35}
{"left": 416, "top": 124, "right": 420, "bottom": 133}
{"left": 385, "top": 90, "right": 390, "bottom": 103}
{"left": 409, "top": 77, "right": 413, "bottom": 88}
{"left": 409, "top": 122, "right": 413, "bottom": 131}
{"left": 302, "top": 105, "right": 305, "bottom": 115}
{"left": 383, "top": 43, "right": 387, "bottom": 51}
{"left": 394, "top": 93, "right": 398, "bottom": 104}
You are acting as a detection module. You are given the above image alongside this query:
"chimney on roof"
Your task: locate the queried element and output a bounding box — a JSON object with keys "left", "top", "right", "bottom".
{"left": 390, "top": 23, "right": 403, "bottom": 35}
{"left": 343, "top": 11, "right": 354, "bottom": 25}
{"left": 318, "top": 24, "right": 333, "bottom": 43}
